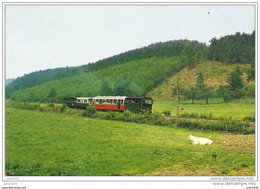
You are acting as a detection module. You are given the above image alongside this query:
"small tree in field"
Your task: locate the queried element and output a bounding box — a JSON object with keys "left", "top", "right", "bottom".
{"left": 228, "top": 66, "right": 243, "bottom": 91}
{"left": 228, "top": 66, "right": 244, "bottom": 99}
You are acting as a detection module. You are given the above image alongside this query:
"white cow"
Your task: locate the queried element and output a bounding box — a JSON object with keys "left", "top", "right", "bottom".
{"left": 188, "top": 135, "right": 213, "bottom": 145}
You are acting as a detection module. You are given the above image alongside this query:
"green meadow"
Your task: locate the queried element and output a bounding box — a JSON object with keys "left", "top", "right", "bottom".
{"left": 5, "top": 107, "right": 255, "bottom": 176}
{"left": 153, "top": 98, "right": 255, "bottom": 121}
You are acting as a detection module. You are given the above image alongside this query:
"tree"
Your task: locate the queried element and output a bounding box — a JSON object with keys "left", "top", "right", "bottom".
{"left": 100, "top": 81, "right": 112, "bottom": 96}
{"left": 196, "top": 72, "right": 204, "bottom": 85}
{"left": 228, "top": 66, "right": 244, "bottom": 98}
{"left": 247, "top": 59, "right": 255, "bottom": 81}
{"left": 216, "top": 85, "right": 233, "bottom": 102}
{"left": 200, "top": 86, "right": 214, "bottom": 104}
{"left": 187, "top": 87, "right": 198, "bottom": 104}
{"left": 195, "top": 72, "right": 213, "bottom": 104}
{"left": 114, "top": 77, "right": 132, "bottom": 96}
{"left": 48, "top": 88, "right": 57, "bottom": 102}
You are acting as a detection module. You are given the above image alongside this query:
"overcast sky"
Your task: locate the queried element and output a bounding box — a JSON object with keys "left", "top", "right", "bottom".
{"left": 6, "top": 4, "right": 255, "bottom": 78}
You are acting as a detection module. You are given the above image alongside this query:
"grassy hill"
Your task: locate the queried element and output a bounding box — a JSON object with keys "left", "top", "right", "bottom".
{"left": 147, "top": 61, "right": 251, "bottom": 100}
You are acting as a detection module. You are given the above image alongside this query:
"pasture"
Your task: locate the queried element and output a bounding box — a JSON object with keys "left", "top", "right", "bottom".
{"left": 153, "top": 98, "right": 255, "bottom": 121}
{"left": 5, "top": 107, "right": 255, "bottom": 176}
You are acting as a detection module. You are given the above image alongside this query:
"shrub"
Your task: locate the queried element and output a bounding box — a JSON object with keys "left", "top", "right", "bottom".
{"left": 162, "top": 110, "right": 171, "bottom": 116}
{"left": 60, "top": 104, "right": 67, "bottom": 113}
{"left": 177, "top": 119, "right": 253, "bottom": 133}
{"left": 242, "top": 82, "right": 255, "bottom": 97}
{"left": 48, "top": 103, "right": 55, "bottom": 107}
{"left": 82, "top": 106, "right": 96, "bottom": 117}
{"left": 243, "top": 115, "right": 255, "bottom": 122}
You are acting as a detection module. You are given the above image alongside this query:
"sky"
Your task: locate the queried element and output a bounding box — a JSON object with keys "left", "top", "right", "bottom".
{"left": 5, "top": 4, "right": 255, "bottom": 79}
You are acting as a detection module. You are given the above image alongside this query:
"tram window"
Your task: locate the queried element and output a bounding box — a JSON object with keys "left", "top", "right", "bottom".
{"left": 145, "top": 99, "right": 152, "bottom": 104}
{"left": 77, "top": 99, "right": 80, "bottom": 103}
{"left": 84, "top": 100, "right": 88, "bottom": 103}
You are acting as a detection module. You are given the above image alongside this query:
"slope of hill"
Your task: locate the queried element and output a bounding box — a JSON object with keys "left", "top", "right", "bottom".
{"left": 6, "top": 39, "right": 206, "bottom": 99}
{"left": 7, "top": 31, "right": 255, "bottom": 102}
{"left": 9, "top": 56, "right": 188, "bottom": 102}
{"left": 147, "top": 61, "right": 251, "bottom": 100}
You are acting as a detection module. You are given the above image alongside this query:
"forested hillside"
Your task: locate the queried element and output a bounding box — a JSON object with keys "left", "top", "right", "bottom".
{"left": 7, "top": 40, "right": 207, "bottom": 101}
{"left": 10, "top": 56, "right": 189, "bottom": 102}
{"left": 5, "top": 78, "right": 15, "bottom": 86}
{"left": 6, "top": 31, "right": 255, "bottom": 102}
{"left": 208, "top": 31, "right": 255, "bottom": 63}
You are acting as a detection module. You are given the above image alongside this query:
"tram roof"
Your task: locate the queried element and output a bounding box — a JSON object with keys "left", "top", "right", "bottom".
{"left": 75, "top": 97, "right": 93, "bottom": 99}
{"left": 92, "top": 96, "right": 127, "bottom": 100}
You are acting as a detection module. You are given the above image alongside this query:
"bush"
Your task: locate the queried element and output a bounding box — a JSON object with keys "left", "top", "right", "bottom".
{"left": 48, "top": 103, "right": 55, "bottom": 107}
{"left": 243, "top": 115, "right": 255, "bottom": 122}
{"left": 242, "top": 82, "right": 255, "bottom": 97}
{"left": 162, "top": 110, "right": 171, "bottom": 116}
{"left": 177, "top": 119, "right": 254, "bottom": 133}
{"left": 216, "top": 86, "right": 233, "bottom": 102}
{"left": 82, "top": 106, "right": 96, "bottom": 117}
{"left": 60, "top": 104, "right": 67, "bottom": 113}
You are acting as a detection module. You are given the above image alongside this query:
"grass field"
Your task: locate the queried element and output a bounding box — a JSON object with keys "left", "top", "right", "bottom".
{"left": 5, "top": 107, "right": 255, "bottom": 176}
{"left": 153, "top": 98, "right": 255, "bottom": 121}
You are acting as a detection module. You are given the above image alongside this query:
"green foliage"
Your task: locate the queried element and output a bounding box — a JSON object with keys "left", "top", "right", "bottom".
{"left": 242, "top": 82, "right": 255, "bottom": 97}
{"left": 48, "top": 88, "right": 57, "bottom": 102}
{"left": 181, "top": 112, "right": 213, "bottom": 119}
{"left": 196, "top": 72, "right": 204, "bottom": 85}
{"left": 10, "top": 56, "right": 187, "bottom": 102}
{"left": 216, "top": 66, "right": 245, "bottom": 101}
{"left": 216, "top": 86, "right": 233, "bottom": 102}
{"left": 247, "top": 59, "right": 255, "bottom": 81}
{"left": 181, "top": 72, "right": 213, "bottom": 104}
{"left": 228, "top": 66, "right": 243, "bottom": 92}
{"left": 243, "top": 115, "right": 255, "bottom": 122}
{"left": 83, "top": 109, "right": 172, "bottom": 126}
{"left": 60, "top": 104, "right": 67, "bottom": 113}
{"left": 208, "top": 31, "right": 255, "bottom": 63}
{"left": 82, "top": 106, "right": 96, "bottom": 117}
{"left": 177, "top": 119, "right": 253, "bottom": 134}
{"left": 113, "top": 77, "right": 134, "bottom": 96}
{"left": 6, "top": 39, "right": 207, "bottom": 100}
{"left": 162, "top": 110, "right": 171, "bottom": 116}
{"left": 100, "top": 81, "right": 113, "bottom": 96}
